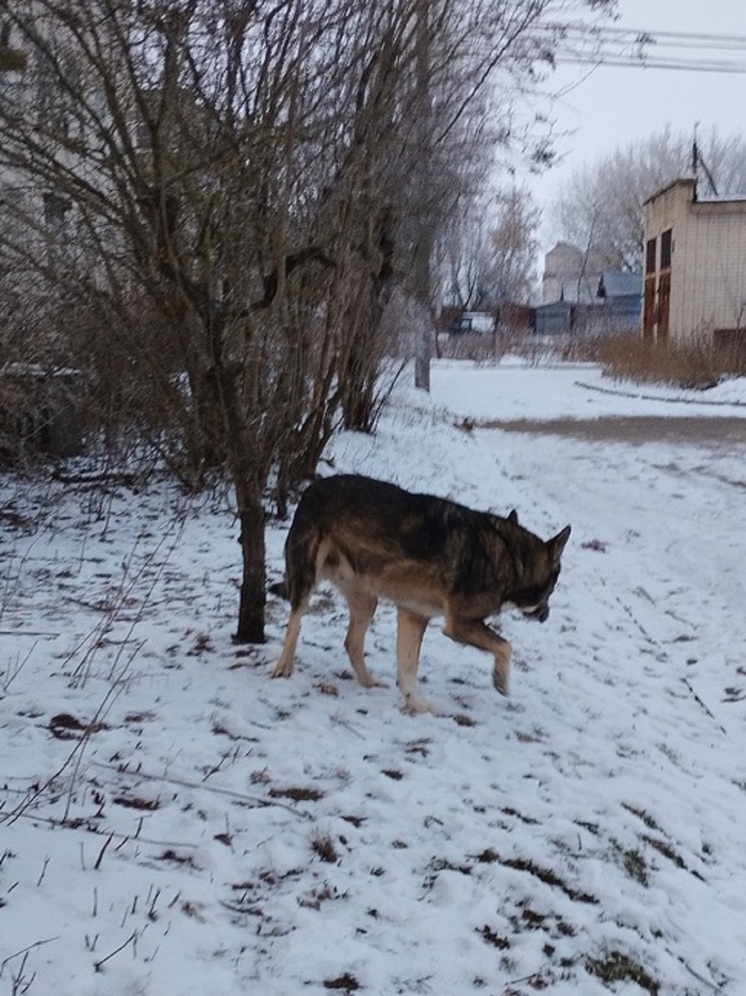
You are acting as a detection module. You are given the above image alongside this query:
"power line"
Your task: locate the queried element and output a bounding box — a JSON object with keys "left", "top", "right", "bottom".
{"left": 555, "top": 55, "right": 746, "bottom": 74}
{"left": 553, "top": 23, "right": 746, "bottom": 47}
{"left": 541, "top": 21, "right": 746, "bottom": 75}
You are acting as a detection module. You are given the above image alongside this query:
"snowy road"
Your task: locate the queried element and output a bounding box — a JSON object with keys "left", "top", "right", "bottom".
{"left": 476, "top": 414, "right": 746, "bottom": 444}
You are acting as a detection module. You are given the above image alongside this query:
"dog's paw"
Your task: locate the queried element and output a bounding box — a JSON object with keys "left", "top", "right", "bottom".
{"left": 358, "top": 673, "right": 387, "bottom": 689}
{"left": 492, "top": 666, "right": 509, "bottom": 697}
{"left": 404, "top": 694, "right": 441, "bottom": 716}
{"left": 272, "top": 660, "right": 293, "bottom": 678}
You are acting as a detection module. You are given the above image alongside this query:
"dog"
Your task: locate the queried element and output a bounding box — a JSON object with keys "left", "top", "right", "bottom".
{"left": 272, "top": 474, "right": 570, "bottom": 714}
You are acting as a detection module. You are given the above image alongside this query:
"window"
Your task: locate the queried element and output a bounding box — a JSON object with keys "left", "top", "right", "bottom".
{"left": 37, "top": 49, "right": 73, "bottom": 137}
{"left": 645, "top": 238, "right": 656, "bottom": 274}
{"left": 44, "top": 192, "right": 71, "bottom": 230}
{"left": 0, "top": 185, "right": 26, "bottom": 241}
{"left": 660, "top": 229, "right": 672, "bottom": 269}
{"left": 43, "top": 192, "right": 72, "bottom": 269}
{"left": 0, "top": 19, "right": 28, "bottom": 74}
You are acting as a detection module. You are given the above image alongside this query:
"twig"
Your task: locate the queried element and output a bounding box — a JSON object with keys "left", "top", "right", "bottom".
{"left": 10, "top": 950, "right": 34, "bottom": 995}
{"left": 330, "top": 713, "right": 366, "bottom": 739}
{"left": 1, "top": 809, "right": 199, "bottom": 850}
{"left": 667, "top": 948, "right": 728, "bottom": 993}
{"left": 1, "top": 513, "right": 190, "bottom": 828}
{"left": 681, "top": 678, "right": 727, "bottom": 735}
{"left": 1, "top": 700, "right": 107, "bottom": 827}
{"left": 0, "top": 630, "right": 60, "bottom": 637}
{"left": 94, "top": 832, "right": 115, "bottom": 871}
{"left": 35, "top": 855, "right": 50, "bottom": 887}
{"left": 0, "top": 937, "right": 59, "bottom": 977}
{"left": 89, "top": 761, "right": 313, "bottom": 819}
{"left": 1, "top": 642, "right": 37, "bottom": 693}
{"left": 93, "top": 929, "right": 140, "bottom": 973}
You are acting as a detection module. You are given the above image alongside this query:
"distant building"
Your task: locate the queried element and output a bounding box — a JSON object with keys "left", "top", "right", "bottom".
{"left": 533, "top": 299, "right": 573, "bottom": 336}
{"left": 595, "top": 271, "right": 643, "bottom": 329}
{"left": 541, "top": 242, "right": 610, "bottom": 305}
{"left": 534, "top": 269, "right": 641, "bottom": 336}
{"left": 643, "top": 178, "right": 746, "bottom": 349}
{"left": 447, "top": 311, "right": 495, "bottom": 336}
{"left": 1, "top": 8, "right": 89, "bottom": 279}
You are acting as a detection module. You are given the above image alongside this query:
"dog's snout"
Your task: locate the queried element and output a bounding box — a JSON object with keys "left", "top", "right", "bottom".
{"left": 523, "top": 604, "right": 549, "bottom": 622}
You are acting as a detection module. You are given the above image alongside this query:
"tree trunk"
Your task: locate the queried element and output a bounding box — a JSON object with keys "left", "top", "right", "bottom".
{"left": 215, "top": 354, "right": 268, "bottom": 645}
{"left": 234, "top": 484, "right": 266, "bottom": 644}
{"left": 413, "top": 0, "right": 432, "bottom": 392}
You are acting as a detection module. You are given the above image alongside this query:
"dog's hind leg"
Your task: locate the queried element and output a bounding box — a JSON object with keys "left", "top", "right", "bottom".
{"left": 443, "top": 615, "right": 512, "bottom": 696}
{"left": 340, "top": 584, "right": 385, "bottom": 688}
{"left": 396, "top": 608, "right": 437, "bottom": 714}
{"left": 272, "top": 526, "right": 322, "bottom": 679}
{"left": 272, "top": 598, "right": 308, "bottom": 678}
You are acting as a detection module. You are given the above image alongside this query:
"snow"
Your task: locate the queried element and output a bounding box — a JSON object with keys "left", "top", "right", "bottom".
{"left": 2, "top": 360, "right": 745, "bottom": 995}
{"left": 429, "top": 359, "right": 746, "bottom": 420}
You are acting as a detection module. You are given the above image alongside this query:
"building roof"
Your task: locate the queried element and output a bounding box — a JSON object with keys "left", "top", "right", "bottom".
{"left": 644, "top": 176, "right": 746, "bottom": 207}
{"left": 643, "top": 177, "right": 694, "bottom": 206}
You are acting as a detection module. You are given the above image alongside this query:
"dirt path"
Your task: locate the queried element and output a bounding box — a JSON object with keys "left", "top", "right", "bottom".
{"left": 475, "top": 415, "right": 746, "bottom": 445}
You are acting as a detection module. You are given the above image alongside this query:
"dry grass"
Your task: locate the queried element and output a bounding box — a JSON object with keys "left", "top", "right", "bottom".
{"left": 596, "top": 333, "right": 746, "bottom": 390}
{"left": 438, "top": 327, "right": 746, "bottom": 391}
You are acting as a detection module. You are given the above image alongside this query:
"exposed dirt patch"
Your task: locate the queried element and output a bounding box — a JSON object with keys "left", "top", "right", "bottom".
{"left": 48, "top": 713, "right": 109, "bottom": 739}
{"left": 268, "top": 785, "right": 325, "bottom": 802}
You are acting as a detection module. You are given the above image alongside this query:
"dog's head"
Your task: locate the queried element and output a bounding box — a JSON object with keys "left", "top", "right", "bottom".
{"left": 511, "top": 524, "right": 571, "bottom": 623}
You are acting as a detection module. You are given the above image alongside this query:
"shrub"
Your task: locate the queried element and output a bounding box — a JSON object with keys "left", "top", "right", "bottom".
{"left": 597, "top": 333, "right": 746, "bottom": 390}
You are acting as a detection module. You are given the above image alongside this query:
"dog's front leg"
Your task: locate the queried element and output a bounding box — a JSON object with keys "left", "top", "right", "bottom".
{"left": 443, "top": 615, "right": 512, "bottom": 696}
{"left": 396, "top": 608, "right": 436, "bottom": 714}
{"left": 490, "top": 640, "right": 512, "bottom": 696}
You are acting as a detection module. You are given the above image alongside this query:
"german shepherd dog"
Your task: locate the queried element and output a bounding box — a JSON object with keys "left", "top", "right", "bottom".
{"left": 272, "top": 475, "right": 571, "bottom": 714}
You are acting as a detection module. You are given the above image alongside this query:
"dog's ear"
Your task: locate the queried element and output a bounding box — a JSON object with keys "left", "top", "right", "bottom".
{"left": 508, "top": 509, "right": 519, "bottom": 525}
{"left": 548, "top": 525, "right": 571, "bottom": 564}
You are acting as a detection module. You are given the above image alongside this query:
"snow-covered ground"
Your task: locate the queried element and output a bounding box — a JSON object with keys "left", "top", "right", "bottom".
{"left": 2, "top": 360, "right": 745, "bottom": 996}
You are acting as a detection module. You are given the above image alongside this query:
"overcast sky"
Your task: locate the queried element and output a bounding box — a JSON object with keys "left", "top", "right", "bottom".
{"left": 526, "top": 0, "right": 746, "bottom": 255}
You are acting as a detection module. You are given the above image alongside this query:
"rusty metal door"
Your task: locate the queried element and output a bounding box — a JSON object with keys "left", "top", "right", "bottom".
{"left": 658, "top": 271, "right": 671, "bottom": 339}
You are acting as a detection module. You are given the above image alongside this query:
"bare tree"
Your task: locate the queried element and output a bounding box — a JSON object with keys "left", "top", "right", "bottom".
{"left": 1, "top": 0, "right": 615, "bottom": 643}
{"left": 487, "top": 185, "right": 540, "bottom": 304}
{"left": 438, "top": 203, "right": 495, "bottom": 311}
{"left": 1, "top": 0, "right": 364, "bottom": 640}
{"left": 551, "top": 126, "right": 746, "bottom": 272}
{"left": 437, "top": 185, "right": 539, "bottom": 309}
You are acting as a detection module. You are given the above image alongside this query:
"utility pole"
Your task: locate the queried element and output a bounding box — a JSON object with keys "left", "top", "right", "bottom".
{"left": 413, "top": 0, "right": 432, "bottom": 391}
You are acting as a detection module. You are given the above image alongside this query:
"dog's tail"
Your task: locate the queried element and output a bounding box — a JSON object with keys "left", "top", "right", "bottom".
{"left": 269, "top": 504, "right": 323, "bottom": 608}
{"left": 268, "top": 580, "right": 288, "bottom": 600}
